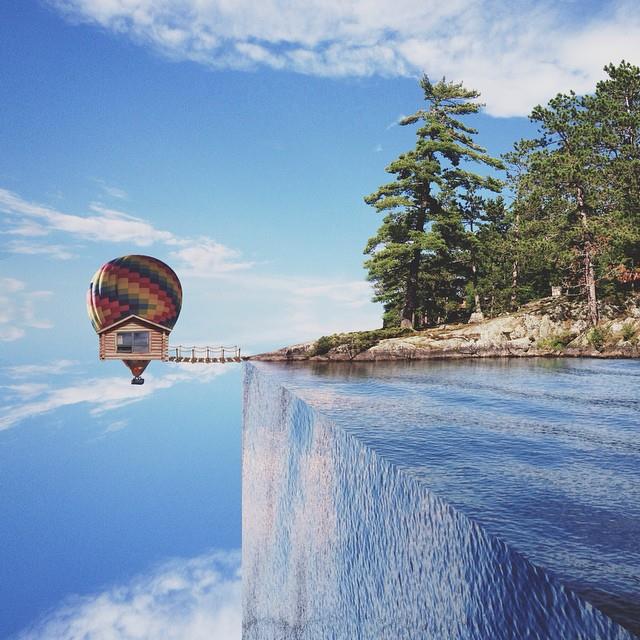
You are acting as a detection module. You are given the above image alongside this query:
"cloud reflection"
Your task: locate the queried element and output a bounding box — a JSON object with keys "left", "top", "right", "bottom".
{"left": 14, "top": 550, "right": 241, "bottom": 640}
{"left": 0, "top": 364, "right": 228, "bottom": 431}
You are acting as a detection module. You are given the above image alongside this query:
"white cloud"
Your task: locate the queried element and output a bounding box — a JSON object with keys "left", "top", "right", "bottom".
{"left": 0, "top": 325, "right": 26, "bottom": 341}
{"left": 94, "top": 179, "right": 128, "bottom": 200}
{"left": 5, "top": 359, "right": 80, "bottom": 378}
{"left": 103, "top": 185, "right": 128, "bottom": 199}
{"left": 1, "top": 383, "right": 51, "bottom": 399}
{"left": 48, "top": 0, "right": 640, "bottom": 116}
{"left": 291, "top": 279, "right": 372, "bottom": 308}
{"left": 103, "top": 418, "right": 129, "bottom": 433}
{"left": 4, "top": 240, "right": 75, "bottom": 260}
{"left": 169, "top": 238, "right": 253, "bottom": 276}
{"left": 0, "top": 188, "right": 174, "bottom": 245}
{"left": 0, "top": 277, "right": 24, "bottom": 294}
{"left": 0, "top": 363, "right": 228, "bottom": 431}
{"left": 3, "top": 220, "right": 50, "bottom": 236}
{"left": 15, "top": 550, "right": 241, "bottom": 640}
{"left": 0, "top": 188, "right": 250, "bottom": 274}
{"left": 0, "top": 278, "right": 53, "bottom": 341}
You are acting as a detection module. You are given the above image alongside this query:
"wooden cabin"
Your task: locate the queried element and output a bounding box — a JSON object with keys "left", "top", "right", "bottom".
{"left": 98, "top": 315, "right": 169, "bottom": 362}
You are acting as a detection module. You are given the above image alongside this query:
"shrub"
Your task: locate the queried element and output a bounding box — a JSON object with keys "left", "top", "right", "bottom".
{"left": 313, "top": 335, "right": 334, "bottom": 355}
{"left": 587, "top": 326, "right": 612, "bottom": 351}
{"left": 621, "top": 322, "right": 637, "bottom": 342}
{"left": 537, "top": 331, "right": 575, "bottom": 351}
{"left": 311, "top": 327, "right": 415, "bottom": 357}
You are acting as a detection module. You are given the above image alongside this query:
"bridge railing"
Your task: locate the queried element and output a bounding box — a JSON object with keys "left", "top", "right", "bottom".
{"left": 168, "top": 345, "right": 241, "bottom": 361}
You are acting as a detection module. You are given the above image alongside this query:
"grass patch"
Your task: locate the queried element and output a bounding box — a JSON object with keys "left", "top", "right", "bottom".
{"left": 537, "top": 331, "right": 576, "bottom": 352}
{"left": 311, "top": 327, "right": 415, "bottom": 357}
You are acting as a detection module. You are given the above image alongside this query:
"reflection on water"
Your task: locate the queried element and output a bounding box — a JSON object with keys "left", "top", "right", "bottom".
{"left": 243, "top": 359, "right": 640, "bottom": 639}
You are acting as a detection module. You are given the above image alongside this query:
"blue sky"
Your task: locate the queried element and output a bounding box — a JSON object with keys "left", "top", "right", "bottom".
{"left": 1, "top": 0, "right": 639, "bottom": 637}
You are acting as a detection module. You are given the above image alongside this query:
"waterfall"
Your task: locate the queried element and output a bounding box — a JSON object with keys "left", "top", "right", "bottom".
{"left": 242, "top": 362, "right": 635, "bottom": 640}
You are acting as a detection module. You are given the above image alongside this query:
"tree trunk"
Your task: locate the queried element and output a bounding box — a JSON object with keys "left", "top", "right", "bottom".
{"left": 401, "top": 206, "right": 427, "bottom": 328}
{"left": 510, "top": 258, "right": 519, "bottom": 308}
{"left": 510, "top": 210, "right": 520, "bottom": 310}
{"left": 471, "top": 261, "right": 483, "bottom": 317}
{"left": 584, "top": 244, "right": 598, "bottom": 325}
{"left": 467, "top": 216, "right": 483, "bottom": 320}
{"left": 576, "top": 186, "right": 599, "bottom": 325}
{"left": 401, "top": 247, "right": 420, "bottom": 328}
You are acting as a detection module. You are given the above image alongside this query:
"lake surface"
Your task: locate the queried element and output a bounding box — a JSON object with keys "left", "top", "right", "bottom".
{"left": 243, "top": 359, "right": 640, "bottom": 638}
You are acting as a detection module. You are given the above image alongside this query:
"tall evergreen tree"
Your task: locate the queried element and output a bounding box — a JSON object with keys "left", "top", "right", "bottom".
{"left": 507, "top": 62, "right": 640, "bottom": 323}
{"left": 586, "top": 61, "right": 640, "bottom": 291}
{"left": 474, "top": 196, "right": 517, "bottom": 315}
{"left": 458, "top": 186, "right": 489, "bottom": 318}
{"left": 364, "top": 76, "right": 502, "bottom": 328}
{"left": 503, "top": 140, "right": 570, "bottom": 306}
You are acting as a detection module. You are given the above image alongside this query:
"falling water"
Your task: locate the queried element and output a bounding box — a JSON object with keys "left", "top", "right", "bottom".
{"left": 242, "top": 359, "right": 640, "bottom": 639}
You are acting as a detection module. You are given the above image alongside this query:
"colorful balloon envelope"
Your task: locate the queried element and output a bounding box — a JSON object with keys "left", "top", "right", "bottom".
{"left": 87, "top": 255, "right": 182, "bottom": 333}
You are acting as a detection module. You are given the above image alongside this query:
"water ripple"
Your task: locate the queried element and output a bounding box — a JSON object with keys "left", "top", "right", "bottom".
{"left": 245, "top": 359, "right": 640, "bottom": 637}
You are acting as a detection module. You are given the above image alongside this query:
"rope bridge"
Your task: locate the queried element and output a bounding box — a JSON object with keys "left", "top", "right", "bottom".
{"left": 168, "top": 345, "right": 242, "bottom": 363}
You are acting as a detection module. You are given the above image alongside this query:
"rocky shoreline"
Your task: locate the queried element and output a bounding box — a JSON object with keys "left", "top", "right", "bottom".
{"left": 250, "top": 296, "right": 640, "bottom": 362}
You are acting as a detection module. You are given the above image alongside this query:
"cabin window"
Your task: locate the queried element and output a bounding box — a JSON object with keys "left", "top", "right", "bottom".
{"left": 116, "top": 331, "right": 150, "bottom": 354}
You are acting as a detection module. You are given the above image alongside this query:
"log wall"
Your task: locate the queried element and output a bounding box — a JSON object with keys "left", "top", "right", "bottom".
{"left": 99, "top": 321, "right": 168, "bottom": 360}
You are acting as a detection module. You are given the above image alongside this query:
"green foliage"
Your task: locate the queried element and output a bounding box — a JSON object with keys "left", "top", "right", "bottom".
{"left": 474, "top": 196, "right": 518, "bottom": 315}
{"left": 621, "top": 322, "right": 638, "bottom": 342}
{"left": 364, "top": 76, "right": 503, "bottom": 328}
{"left": 364, "top": 62, "right": 640, "bottom": 330}
{"left": 311, "top": 327, "right": 415, "bottom": 357}
{"left": 537, "top": 332, "right": 576, "bottom": 351}
{"left": 586, "top": 326, "right": 612, "bottom": 351}
{"left": 505, "top": 61, "right": 640, "bottom": 321}
{"left": 313, "top": 335, "right": 336, "bottom": 355}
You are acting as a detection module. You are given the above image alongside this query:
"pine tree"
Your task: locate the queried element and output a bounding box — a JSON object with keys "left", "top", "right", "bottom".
{"left": 364, "top": 76, "right": 502, "bottom": 328}
{"left": 474, "top": 196, "right": 517, "bottom": 315}
{"left": 503, "top": 140, "right": 570, "bottom": 306}
{"left": 507, "top": 62, "right": 640, "bottom": 323}
{"left": 586, "top": 61, "right": 640, "bottom": 293}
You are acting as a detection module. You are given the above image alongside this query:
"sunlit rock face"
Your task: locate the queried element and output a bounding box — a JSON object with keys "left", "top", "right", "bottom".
{"left": 242, "top": 362, "right": 636, "bottom": 640}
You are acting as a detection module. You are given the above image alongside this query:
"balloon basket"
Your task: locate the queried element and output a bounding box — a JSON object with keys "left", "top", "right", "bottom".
{"left": 131, "top": 377, "right": 145, "bottom": 385}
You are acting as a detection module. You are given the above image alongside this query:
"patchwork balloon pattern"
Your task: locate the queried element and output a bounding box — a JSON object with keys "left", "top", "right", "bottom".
{"left": 87, "top": 255, "right": 182, "bottom": 332}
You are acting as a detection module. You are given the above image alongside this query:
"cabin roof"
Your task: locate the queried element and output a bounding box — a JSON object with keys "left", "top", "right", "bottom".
{"left": 97, "top": 314, "right": 172, "bottom": 334}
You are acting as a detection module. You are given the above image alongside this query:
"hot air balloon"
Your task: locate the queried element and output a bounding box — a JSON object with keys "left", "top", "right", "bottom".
{"left": 87, "top": 255, "right": 182, "bottom": 384}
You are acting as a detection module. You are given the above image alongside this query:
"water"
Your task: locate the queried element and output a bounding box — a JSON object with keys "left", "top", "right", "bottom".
{"left": 243, "top": 359, "right": 640, "bottom": 639}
